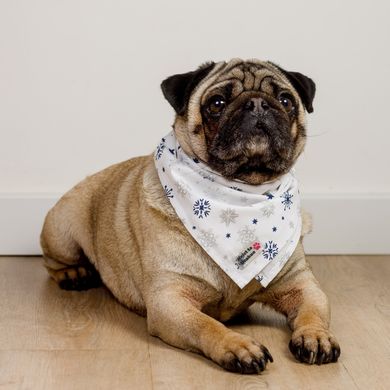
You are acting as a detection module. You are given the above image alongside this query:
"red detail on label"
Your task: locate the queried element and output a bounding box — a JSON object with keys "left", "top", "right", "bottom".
{"left": 252, "top": 242, "right": 261, "bottom": 251}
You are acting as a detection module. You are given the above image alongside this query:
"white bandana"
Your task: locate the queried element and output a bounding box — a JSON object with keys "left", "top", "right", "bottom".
{"left": 154, "top": 131, "right": 302, "bottom": 289}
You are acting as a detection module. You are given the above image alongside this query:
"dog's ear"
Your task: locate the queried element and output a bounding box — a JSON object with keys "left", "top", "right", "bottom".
{"left": 270, "top": 62, "right": 316, "bottom": 113}
{"left": 161, "top": 62, "right": 216, "bottom": 116}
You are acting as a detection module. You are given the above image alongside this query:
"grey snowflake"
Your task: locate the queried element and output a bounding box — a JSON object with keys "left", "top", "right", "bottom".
{"left": 238, "top": 225, "right": 256, "bottom": 245}
{"left": 255, "top": 274, "right": 264, "bottom": 283}
{"left": 176, "top": 181, "right": 189, "bottom": 197}
{"left": 193, "top": 199, "right": 211, "bottom": 218}
{"left": 205, "top": 186, "right": 227, "bottom": 201}
{"left": 155, "top": 138, "right": 166, "bottom": 160}
{"left": 281, "top": 190, "right": 294, "bottom": 210}
{"left": 262, "top": 241, "right": 279, "bottom": 260}
{"left": 198, "top": 229, "right": 217, "bottom": 248}
{"left": 240, "top": 196, "right": 250, "bottom": 204}
{"left": 219, "top": 208, "right": 238, "bottom": 226}
{"left": 164, "top": 185, "right": 173, "bottom": 198}
{"left": 199, "top": 170, "right": 215, "bottom": 182}
{"left": 289, "top": 221, "right": 295, "bottom": 229}
{"left": 262, "top": 203, "right": 275, "bottom": 218}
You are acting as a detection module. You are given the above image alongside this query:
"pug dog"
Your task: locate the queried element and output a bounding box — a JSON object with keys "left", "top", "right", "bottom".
{"left": 41, "top": 58, "right": 340, "bottom": 374}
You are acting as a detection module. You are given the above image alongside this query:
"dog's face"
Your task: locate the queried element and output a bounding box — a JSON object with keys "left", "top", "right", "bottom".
{"left": 161, "top": 59, "right": 315, "bottom": 185}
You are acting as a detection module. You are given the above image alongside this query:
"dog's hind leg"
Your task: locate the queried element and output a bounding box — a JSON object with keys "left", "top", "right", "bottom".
{"left": 40, "top": 208, "right": 102, "bottom": 291}
{"left": 44, "top": 258, "right": 102, "bottom": 291}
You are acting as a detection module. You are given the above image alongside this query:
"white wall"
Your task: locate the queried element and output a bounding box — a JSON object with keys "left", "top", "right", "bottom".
{"left": 1, "top": 0, "right": 389, "bottom": 254}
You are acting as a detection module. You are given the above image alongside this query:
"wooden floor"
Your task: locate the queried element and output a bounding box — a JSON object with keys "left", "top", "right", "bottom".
{"left": 0, "top": 256, "right": 389, "bottom": 390}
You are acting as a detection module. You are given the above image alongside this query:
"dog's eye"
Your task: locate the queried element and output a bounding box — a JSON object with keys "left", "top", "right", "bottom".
{"left": 278, "top": 93, "right": 294, "bottom": 113}
{"left": 207, "top": 95, "right": 226, "bottom": 116}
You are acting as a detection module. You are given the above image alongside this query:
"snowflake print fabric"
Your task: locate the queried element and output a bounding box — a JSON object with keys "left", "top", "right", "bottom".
{"left": 262, "top": 204, "right": 275, "bottom": 218}
{"left": 156, "top": 138, "right": 166, "bottom": 160}
{"left": 176, "top": 181, "right": 189, "bottom": 197}
{"left": 262, "top": 241, "right": 279, "bottom": 260}
{"left": 219, "top": 208, "right": 238, "bottom": 226}
{"left": 154, "top": 131, "right": 302, "bottom": 289}
{"left": 164, "top": 185, "right": 174, "bottom": 199}
{"left": 193, "top": 199, "right": 211, "bottom": 218}
{"left": 197, "top": 229, "right": 217, "bottom": 248}
{"left": 238, "top": 226, "right": 256, "bottom": 245}
{"left": 281, "top": 190, "right": 294, "bottom": 210}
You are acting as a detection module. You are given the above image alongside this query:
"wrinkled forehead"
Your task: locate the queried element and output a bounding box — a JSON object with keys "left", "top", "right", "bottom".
{"left": 200, "top": 59, "right": 293, "bottom": 104}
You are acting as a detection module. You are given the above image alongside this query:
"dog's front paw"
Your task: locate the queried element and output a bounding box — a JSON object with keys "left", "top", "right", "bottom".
{"left": 289, "top": 327, "right": 340, "bottom": 365}
{"left": 211, "top": 331, "right": 273, "bottom": 374}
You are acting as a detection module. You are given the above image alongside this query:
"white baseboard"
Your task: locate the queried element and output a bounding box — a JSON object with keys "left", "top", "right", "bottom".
{"left": 0, "top": 193, "right": 58, "bottom": 256}
{"left": 302, "top": 194, "right": 390, "bottom": 254}
{"left": 0, "top": 193, "right": 389, "bottom": 255}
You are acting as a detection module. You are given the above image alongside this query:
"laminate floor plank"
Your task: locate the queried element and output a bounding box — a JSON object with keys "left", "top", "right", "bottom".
{"left": 0, "top": 256, "right": 389, "bottom": 390}
{"left": 0, "top": 350, "right": 153, "bottom": 390}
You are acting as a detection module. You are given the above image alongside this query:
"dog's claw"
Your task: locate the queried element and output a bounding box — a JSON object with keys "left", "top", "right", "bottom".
{"left": 289, "top": 329, "right": 340, "bottom": 365}
{"left": 262, "top": 345, "right": 274, "bottom": 363}
{"left": 332, "top": 346, "right": 341, "bottom": 362}
{"left": 217, "top": 333, "right": 273, "bottom": 374}
{"left": 235, "top": 360, "right": 243, "bottom": 373}
{"left": 252, "top": 361, "right": 261, "bottom": 373}
{"left": 317, "top": 352, "right": 326, "bottom": 365}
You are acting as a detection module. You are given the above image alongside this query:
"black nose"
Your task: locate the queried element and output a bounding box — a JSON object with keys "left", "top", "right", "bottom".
{"left": 244, "top": 97, "right": 269, "bottom": 114}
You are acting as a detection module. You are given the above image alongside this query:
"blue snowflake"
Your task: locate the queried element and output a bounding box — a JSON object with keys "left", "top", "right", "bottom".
{"left": 262, "top": 241, "right": 279, "bottom": 261}
{"left": 252, "top": 218, "right": 258, "bottom": 224}
{"left": 193, "top": 199, "right": 211, "bottom": 219}
{"left": 272, "top": 226, "right": 277, "bottom": 232}
{"left": 266, "top": 193, "right": 274, "bottom": 199}
{"left": 281, "top": 190, "right": 294, "bottom": 210}
{"left": 226, "top": 233, "right": 231, "bottom": 238}
{"left": 164, "top": 185, "right": 173, "bottom": 199}
{"left": 155, "top": 138, "right": 166, "bottom": 160}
